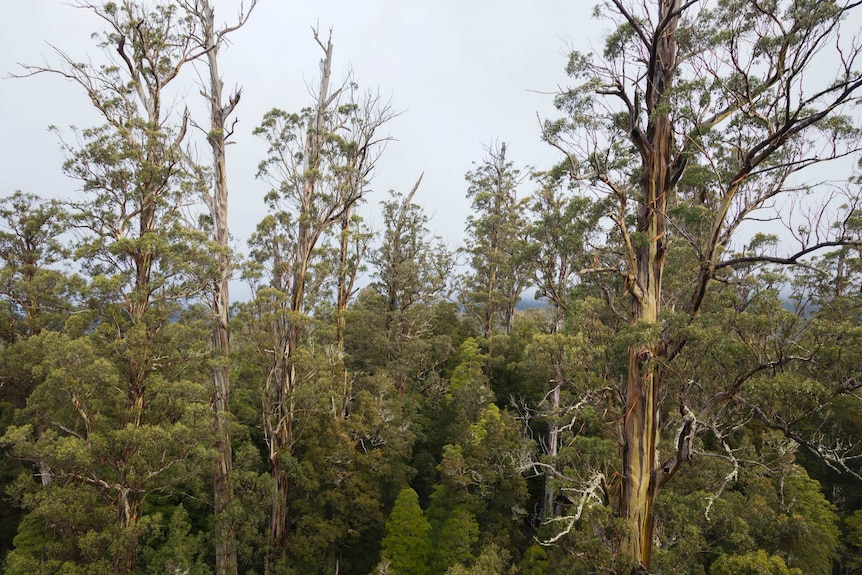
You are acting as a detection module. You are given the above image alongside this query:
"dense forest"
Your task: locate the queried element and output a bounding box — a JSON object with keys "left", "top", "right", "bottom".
{"left": 2, "top": 1, "right": 862, "bottom": 574}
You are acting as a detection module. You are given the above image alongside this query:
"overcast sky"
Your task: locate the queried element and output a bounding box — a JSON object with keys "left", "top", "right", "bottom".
{"left": 1, "top": 1, "right": 598, "bottom": 263}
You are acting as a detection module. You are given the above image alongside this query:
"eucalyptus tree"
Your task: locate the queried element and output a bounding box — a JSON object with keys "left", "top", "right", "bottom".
{"left": 462, "top": 143, "right": 531, "bottom": 339}
{"left": 328, "top": 87, "right": 392, "bottom": 416}
{"left": 248, "top": 30, "right": 395, "bottom": 561}
{"left": 0, "top": 192, "right": 81, "bottom": 559}
{"left": 518, "top": 180, "right": 602, "bottom": 518}
{"left": 178, "top": 2, "right": 258, "bottom": 572}
{"left": 2, "top": 2, "right": 217, "bottom": 571}
{"left": 0, "top": 192, "right": 78, "bottom": 342}
{"left": 368, "top": 177, "right": 454, "bottom": 386}
{"left": 542, "top": 0, "right": 862, "bottom": 570}
{"left": 0, "top": 191, "right": 81, "bottom": 418}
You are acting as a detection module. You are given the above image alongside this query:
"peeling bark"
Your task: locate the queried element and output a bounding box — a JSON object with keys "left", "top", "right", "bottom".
{"left": 618, "top": 1, "right": 681, "bottom": 570}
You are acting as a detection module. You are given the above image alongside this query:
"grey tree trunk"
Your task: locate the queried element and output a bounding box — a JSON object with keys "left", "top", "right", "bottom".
{"left": 193, "top": 2, "right": 256, "bottom": 572}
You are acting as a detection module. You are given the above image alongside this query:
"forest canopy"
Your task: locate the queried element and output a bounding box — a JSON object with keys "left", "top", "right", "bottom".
{"left": 1, "top": 1, "right": 862, "bottom": 575}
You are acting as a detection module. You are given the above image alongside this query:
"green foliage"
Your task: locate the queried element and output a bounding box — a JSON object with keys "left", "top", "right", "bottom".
{"left": 371, "top": 186, "right": 453, "bottom": 330}
{"left": 5, "top": 477, "right": 118, "bottom": 573}
{"left": 436, "top": 402, "right": 531, "bottom": 551}
{"left": 1, "top": 324, "right": 214, "bottom": 570}
{"left": 0, "top": 192, "right": 80, "bottom": 341}
{"left": 447, "top": 338, "right": 492, "bottom": 415}
{"left": 461, "top": 143, "right": 531, "bottom": 337}
{"left": 518, "top": 544, "right": 549, "bottom": 575}
{"left": 842, "top": 509, "right": 862, "bottom": 573}
{"left": 710, "top": 550, "right": 802, "bottom": 575}
{"left": 4, "top": 2, "right": 862, "bottom": 574}
{"left": 444, "top": 543, "right": 514, "bottom": 575}
{"left": 432, "top": 507, "right": 479, "bottom": 574}
{"left": 644, "top": 444, "right": 840, "bottom": 575}
{"left": 769, "top": 471, "right": 839, "bottom": 575}
{"left": 140, "top": 505, "right": 209, "bottom": 575}
{"left": 285, "top": 388, "right": 415, "bottom": 575}
{"left": 381, "top": 488, "right": 432, "bottom": 575}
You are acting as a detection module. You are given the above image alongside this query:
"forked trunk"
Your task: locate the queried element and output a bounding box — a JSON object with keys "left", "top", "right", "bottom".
{"left": 116, "top": 487, "right": 141, "bottom": 574}
{"left": 268, "top": 339, "right": 296, "bottom": 556}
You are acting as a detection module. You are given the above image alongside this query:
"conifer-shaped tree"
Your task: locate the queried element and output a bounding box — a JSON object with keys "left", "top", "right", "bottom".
{"left": 432, "top": 507, "right": 479, "bottom": 574}
{"left": 381, "top": 488, "right": 432, "bottom": 575}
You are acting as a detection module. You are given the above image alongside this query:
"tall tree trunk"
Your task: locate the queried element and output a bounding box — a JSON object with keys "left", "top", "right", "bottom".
{"left": 542, "top": 312, "right": 566, "bottom": 519}
{"left": 336, "top": 209, "right": 351, "bottom": 418}
{"left": 269, "top": 336, "right": 295, "bottom": 553}
{"left": 543, "top": 382, "right": 561, "bottom": 519}
{"left": 619, "top": 1, "right": 679, "bottom": 571}
{"left": 116, "top": 487, "right": 141, "bottom": 574}
{"left": 620, "top": 310, "right": 660, "bottom": 569}
{"left": 268, "top": 34, "right": 332, "bottom": 554}
{"left": 199, "top": 4, "right": 238, "bottom": 572}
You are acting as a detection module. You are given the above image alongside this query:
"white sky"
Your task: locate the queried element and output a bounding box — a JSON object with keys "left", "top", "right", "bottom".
{"left": 0, "top": 1, "right": 599, "bottom": 274}
{"left": 6, "top": 2, "right": 858, "bottom": 303}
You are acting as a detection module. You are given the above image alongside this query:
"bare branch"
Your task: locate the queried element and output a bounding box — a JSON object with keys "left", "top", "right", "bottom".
{"left": 716, "top": 240, "right": 862, "bottom": 271}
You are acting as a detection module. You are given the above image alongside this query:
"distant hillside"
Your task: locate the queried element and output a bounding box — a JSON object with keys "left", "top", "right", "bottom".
{"left": 516, "top": 296, "right": 549, "bottom": 311}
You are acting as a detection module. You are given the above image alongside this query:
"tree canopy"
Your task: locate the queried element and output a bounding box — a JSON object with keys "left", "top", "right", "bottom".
{"left": 1, "top": 1, "right": 861, "bottom": 574}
